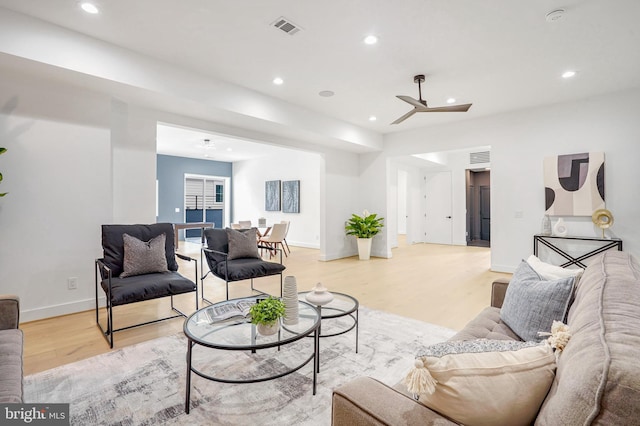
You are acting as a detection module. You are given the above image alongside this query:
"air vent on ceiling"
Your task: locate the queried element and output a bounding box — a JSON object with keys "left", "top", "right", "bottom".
{"left": 272, "top": 16, "right": 302, "bottom": 35}
{"left": 470, "top": 151, "right": 490, "bottom": 164}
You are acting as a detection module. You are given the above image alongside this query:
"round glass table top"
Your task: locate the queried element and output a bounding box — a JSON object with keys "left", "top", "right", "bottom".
{"left": 184, "top": 296, "right": 320, "bottom": 350}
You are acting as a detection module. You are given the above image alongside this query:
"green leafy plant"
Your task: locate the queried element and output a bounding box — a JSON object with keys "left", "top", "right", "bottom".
{"left": 249, "top": 296, "right": 285, "bottom": 325}
{"left": 0, "top": 147, "right": 6, "bottom": 197}
{"left": 345, "top": 210, "right": 384, "bottom": 239}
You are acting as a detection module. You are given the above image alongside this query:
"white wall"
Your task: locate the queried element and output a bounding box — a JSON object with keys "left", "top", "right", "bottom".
{"left": 0, "top": 79, "right": 112, "bottom": 321}
{"left": 384, "top": 89, "right": 640, "bottom": 272}
{"left": 232, "top": 149, "right": 322, "bottom": 248}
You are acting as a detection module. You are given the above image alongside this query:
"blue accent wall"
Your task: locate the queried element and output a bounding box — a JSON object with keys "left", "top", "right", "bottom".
{"left": 156, "top": 155, "right": 232, "bottom": 235}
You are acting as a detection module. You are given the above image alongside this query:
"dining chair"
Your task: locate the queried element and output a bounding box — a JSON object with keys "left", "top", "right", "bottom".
{"left": 280, "top": 220, "right": 291, "bottom": 255}
{"left": 258, "top": 223, "right": 289, "bottom": 257}
{"left": 239, "top": 220, "right": 252, "bottom": 229}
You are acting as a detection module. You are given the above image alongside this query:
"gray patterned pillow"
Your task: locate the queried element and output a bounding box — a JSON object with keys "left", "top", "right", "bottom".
{"left": 120, "top": 233, "right": 169, "bottom": 278}
{"left": 226, "top": 228, "right": 260, "bottom": 260}
{"left": 500, "top": 260, "right": 575, "bottom": 341}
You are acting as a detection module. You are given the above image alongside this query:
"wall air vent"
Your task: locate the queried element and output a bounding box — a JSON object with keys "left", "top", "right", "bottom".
{"left": 470, "top": 151, "right": 490, "bottom": 164}
{"left": 272, "top": 16, "right": 302, "bottom": 35}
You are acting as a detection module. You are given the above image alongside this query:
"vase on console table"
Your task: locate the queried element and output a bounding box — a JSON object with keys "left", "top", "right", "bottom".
{"left": 553, "top": 217, "right": 568, "bottom": 237}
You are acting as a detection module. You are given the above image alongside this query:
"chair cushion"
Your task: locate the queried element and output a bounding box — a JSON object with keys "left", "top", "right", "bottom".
{"left": 101, "top": 272, "right": 196, "bottom": 306}
{"left": 500, "top": 260, "right": 575, "bottom": 341}
{"left": 213, "top": 258, "right": 285, "bottom": 282}
{"left": 120, "top": 233, "right": 169, "bottom": 278}
{"left": 0, "top": 329, "right": 23, "bottom": 403}
{"left": 226, "top": 228, "right": 260, "bottom": 260}
{"left": 102, "top": 223, "right": 178, "bottom": 277}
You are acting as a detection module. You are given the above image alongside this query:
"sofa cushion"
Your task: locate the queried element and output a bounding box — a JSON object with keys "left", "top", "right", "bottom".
{"left": 406, "top": 339, "right": 556, "bottom": 426}
{"left": 536, "top": 251, "right": 640, "bottom": 425}
{"left": 450, "top": 306, "right": 521, "bottom": 341}
{"left": 120, "top": 233, "right": 169, "bottom": 278}
{"left": 500, "top": 260, "right": 575, "bottom": 341}
{"left": 0, "top": 329, "right": 23, "bottom": 403}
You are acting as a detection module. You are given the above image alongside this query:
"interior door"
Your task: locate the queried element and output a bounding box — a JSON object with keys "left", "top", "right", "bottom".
{"left": 480, "top": 185, "right": 491, "bottom": 241}
{"left": 424, "top": 171, "right": 453, "bottom": 244}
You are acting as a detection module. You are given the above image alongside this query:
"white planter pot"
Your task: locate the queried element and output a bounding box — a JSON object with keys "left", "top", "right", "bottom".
{"left": 257, "top": 322, "right": 280, "bottom": 336}
{"left": 356, "top": 237, "right": 373, "bottom": 260}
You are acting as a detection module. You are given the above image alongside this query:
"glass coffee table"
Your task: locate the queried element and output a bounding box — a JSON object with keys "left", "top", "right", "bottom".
{"left": 298, "top": 292, "right": 359, "bottom": 373}
{"left": 183, "top": 296, "right": 320, "bottom": 414}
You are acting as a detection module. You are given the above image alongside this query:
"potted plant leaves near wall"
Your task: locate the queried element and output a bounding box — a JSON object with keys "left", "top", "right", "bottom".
{"left": 249, "top": 296, "right": 286, "bottom": 336}
{"left": 0, "top": 147, "right": 7, "bottom": 197}
{"left": 345, "top": 210, "right": 384, "bottom": 260}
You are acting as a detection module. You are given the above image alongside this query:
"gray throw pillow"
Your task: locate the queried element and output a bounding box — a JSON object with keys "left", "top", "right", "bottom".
{"left": 120, "top": 233, "right": 169, "bottom": 278}
{"left": 500, "top": 260, "right": 575, "bottom": 342}
{"left": 226, "top": 228, "right": 260, "bottom": 260}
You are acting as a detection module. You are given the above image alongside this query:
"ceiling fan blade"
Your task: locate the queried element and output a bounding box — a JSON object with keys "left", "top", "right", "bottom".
{"left": 424, "top": 103, "right": 472, "bottom": 112}
{"left": 391, "top": 108, "right": 418, "bottom": 125}
{"left": 396, "top": 95, "right": 427, "bottom": 109}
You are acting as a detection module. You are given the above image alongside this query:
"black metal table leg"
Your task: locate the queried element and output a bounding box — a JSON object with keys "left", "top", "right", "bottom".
{"left": 185, "top": 340, "right": 193, "bottom": 414}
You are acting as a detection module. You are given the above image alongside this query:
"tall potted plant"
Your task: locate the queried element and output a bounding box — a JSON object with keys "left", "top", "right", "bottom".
{"left": 345, "top": 210, "right": 384, "bottom": 260}
{"left": 0, "top": 147, "right": 6, "bottom": 197}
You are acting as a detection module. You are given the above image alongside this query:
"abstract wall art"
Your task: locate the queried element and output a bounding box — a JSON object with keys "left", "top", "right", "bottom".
{"left": 544, "top": 152, "right": 605, "bottom": 216}
{"left": 282, "top": 180, "right": 300, "bottom": 213}
{"left": 265, "top": 180, "right": 281, "bottom": 211}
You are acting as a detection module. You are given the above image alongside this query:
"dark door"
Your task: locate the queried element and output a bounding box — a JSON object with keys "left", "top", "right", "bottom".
{"left": 480, "top": 185, "right": 490, "bottom": 241}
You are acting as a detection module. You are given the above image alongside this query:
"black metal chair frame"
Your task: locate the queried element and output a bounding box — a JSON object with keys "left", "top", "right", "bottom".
{"left": 95, "top": 252, "right": 199, "bottom": 349}
{"left": 200, "top": 245, "right": 283, "bottom": 303}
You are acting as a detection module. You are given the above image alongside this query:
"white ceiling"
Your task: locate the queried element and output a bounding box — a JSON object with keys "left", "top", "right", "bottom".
{"left": 1, "top": 1, "right": 639, "bottom": 159}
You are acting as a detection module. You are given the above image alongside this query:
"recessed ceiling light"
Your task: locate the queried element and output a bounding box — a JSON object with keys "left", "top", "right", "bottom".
{"left": 446, "top": 98, "right": 456, "bottom": 104}
{"left": 562, "top": 70, "right": 577, "bottom": 79}
{"left": 545, "top": 9, "right": 565, "bottom": 23}
{"left": 226, "top": 148, "right": 233, "bottom": 152}
{"left": 319, "top": 90, "right": 335, "bottom": 97}
{"left": 364, "top": 35, "right": 378, "bottom": 45}
{"left": 80, "top": 2, "right": 99, "bottom": 14}
{"left": 273, "top": 77, "right": 284, "bottom": 85}
{"left": 369, "top": 115, "right": 377, "bottom": 122}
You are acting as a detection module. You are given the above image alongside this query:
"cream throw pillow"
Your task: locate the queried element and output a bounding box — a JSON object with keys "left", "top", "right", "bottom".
{"left": 404, "top": 339, "right": 556, "bottom": 426}
{"left": 526, "top": 254, "right": 583, "bottom": 282}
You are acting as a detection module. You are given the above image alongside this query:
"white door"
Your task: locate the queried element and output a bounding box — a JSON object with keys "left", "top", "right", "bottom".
{"left": 425, "top": 171, "right": 453, "bottom": 244}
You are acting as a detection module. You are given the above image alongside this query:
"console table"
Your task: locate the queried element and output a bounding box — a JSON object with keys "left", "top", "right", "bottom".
{"left": 533, "top": 234, "right": 623, "bottom": 269}
{"left": 173, "top": 222, "right": 214, "bottom": 245}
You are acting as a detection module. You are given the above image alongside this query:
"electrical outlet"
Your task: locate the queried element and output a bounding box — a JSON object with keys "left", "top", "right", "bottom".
{"left": 67, "top": 277, "right": 78, "bottom": 290}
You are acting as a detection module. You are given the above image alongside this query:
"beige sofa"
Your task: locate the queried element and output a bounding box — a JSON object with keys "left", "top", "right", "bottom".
{"left": 332, "top": 251, "right": 640, "bottom": 425}
{"left": 0, "top": 295, "right": 23, "bottom": 403}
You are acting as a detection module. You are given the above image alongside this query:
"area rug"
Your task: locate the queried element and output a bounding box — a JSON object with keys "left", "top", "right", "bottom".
{"left": 24, "top": 307, "right": 455, "bottom": 425}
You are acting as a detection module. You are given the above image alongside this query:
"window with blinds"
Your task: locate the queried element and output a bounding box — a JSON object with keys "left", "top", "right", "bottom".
{"left": 185, "top": 178, "right": 224, "bottom": 210}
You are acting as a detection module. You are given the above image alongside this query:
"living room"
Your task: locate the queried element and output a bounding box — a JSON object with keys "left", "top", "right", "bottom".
{"left": 1, "top": 2, "right": 639, "bottom": 424}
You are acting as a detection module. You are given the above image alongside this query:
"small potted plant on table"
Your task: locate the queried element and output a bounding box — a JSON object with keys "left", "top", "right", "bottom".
{"left": 345, "top": 210, "right": 384, "bottom": 260}
{"left": 249, "top": 296, "right": 286, "bottom": 336}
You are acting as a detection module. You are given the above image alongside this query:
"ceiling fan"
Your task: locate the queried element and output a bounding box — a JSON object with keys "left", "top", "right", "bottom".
{"left": 392, "top": 74, "right": 472, "bottom": 124}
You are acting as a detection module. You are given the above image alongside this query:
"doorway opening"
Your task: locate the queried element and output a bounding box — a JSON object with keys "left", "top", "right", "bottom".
{"left": 466, "top": 169, "right": 490, "bottom": 247}
{"left": 184, "top": 174, "right": 230, "bottom": 241}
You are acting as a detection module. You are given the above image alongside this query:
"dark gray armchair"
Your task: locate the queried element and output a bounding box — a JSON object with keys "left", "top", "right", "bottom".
{"left": 95, "top": 223, "right": 198, "bottom": 348}
{"left": 201, "top": 228, "right": 285, "bottom": 302}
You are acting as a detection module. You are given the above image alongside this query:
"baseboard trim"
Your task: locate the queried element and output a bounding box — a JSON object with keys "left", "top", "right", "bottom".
{"left": 21, "top": 297, "right": 100, "bottom": 323}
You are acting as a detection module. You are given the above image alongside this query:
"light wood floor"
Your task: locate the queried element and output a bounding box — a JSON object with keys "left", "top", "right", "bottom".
{"left": 20, "top": 237, "right": 511, "bottom": 375}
